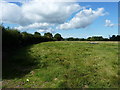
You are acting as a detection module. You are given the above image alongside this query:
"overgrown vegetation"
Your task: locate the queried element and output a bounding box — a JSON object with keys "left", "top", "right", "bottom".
{"left": 3, "top": 41, "right": 118, "bottom": 88}
{"left": 65, "top": 36, "right": 120, "bottom": 41}
{"left": 1, "top": 25, "right": 120, "bottom": 53}
{"left": 1, "top": 25, "right": 119, "bottom": 88}
{"left": 2, "top": 26, "right": 63, "bottom": 51}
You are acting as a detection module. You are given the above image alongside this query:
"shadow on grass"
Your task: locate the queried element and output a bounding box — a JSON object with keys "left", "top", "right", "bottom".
{"left": 3, "top": 45, "right": 39, "bottom": 79}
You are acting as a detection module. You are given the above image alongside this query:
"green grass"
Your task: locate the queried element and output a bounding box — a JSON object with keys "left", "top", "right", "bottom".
{"left": 3, "top": 41, "right": 119, "bottom": 88}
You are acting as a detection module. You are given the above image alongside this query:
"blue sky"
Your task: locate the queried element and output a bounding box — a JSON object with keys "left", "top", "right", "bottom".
{"left": 56, "top": 2, "right": 118, "bottom": 38}
{"left": 1, "top": 1, "right": 118, "bottom": 38}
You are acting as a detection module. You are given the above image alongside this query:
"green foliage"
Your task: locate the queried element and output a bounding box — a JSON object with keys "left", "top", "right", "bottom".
{"left": 110, "top": 35, "right": 120, "bottom": 41}
{"left": 65, "top": 35, "right": 119, "bottom": 41}
{"left": 2, "top": 26, "right": 57, "bottom": 51}
{"left": 87, "top": 36, "right": 104, "bottom": 41}
{"left": 34, "top": 32, "right": 41, "bottom": 36}
{"left": 2, "top": 25, "right": 119, "bottom": 88}
{"left": 3, "top": 41, "right": 118, "bottom": 88}
{"left": 2, "top": 25, "right": 119, "bottom": 52}
{"left": 54, "top": 33, "right": 63, "bottom": 41}
{"left": 2, "top": 28, "right": 22, "bottom": 49}
{"left": 44, "top": 32, "right": 53, "bottom": 39}
{"left": 21, "top": 32, "right": 34, "bottom": 45}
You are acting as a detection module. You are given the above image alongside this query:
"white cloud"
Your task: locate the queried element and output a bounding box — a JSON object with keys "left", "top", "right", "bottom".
{"left": 0, "top": 0, "right": 108, "bottom": 32}
{"left": 0, "top": 1, "right": 22, "bottom": 24}
{"left": 105, "top": 19, "right": 114, "bottom": 27}
{"left": 57, "top": 8, "right": 106, "bottom": 30}
{"left": 37, "top": 28, "right": 54, "bottom": 33}
{"left": 1, "top": 0, "right": 81, "bottom": 25}
{"left": 15, "top": 23, "right": 54, "bottom": 30}
{"left": 0, "top": 0, "right": 83, "bottom": 32}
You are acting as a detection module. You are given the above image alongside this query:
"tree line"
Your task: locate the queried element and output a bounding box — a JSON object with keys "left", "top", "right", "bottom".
{"left": 65, "top": 35, "right": 120, "bottom": 41}
{"left": 1, "top": 25, "right": 120, "bottom": 51}
{"left": 1, "top": 26, "right": 63, "bottom": 51}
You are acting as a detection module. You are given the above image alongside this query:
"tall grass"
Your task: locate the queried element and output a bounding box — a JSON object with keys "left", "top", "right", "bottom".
{"left": 3, "top": 41, "right": 118, "bottom": 88}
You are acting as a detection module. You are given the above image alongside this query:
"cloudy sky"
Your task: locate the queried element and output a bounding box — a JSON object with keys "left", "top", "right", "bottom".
{"left": 0, "top": 0, "right": 118, "bottom": 38}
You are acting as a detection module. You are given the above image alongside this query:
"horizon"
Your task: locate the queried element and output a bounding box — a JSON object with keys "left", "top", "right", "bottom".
{"left": 0, "top": 0, "right": 118, "bottom": 38}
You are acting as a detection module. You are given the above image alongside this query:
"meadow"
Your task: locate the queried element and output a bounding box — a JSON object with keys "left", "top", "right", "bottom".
{"left": 3, "top": 41, "right": 118, "bottom": 88}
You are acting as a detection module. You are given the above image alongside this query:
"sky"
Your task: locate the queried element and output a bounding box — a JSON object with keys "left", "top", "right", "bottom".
{"left": 0, "top": 0, "right": 119, "bottom": 38}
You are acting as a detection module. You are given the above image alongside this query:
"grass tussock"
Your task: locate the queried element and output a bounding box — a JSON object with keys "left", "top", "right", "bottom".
{"left": 3, "top": 41, "right": 118, "bottom": 88}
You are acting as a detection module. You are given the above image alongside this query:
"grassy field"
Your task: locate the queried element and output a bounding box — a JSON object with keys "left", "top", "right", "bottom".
{"left": 3, "top": 41, "right": 118, "bottom": 88}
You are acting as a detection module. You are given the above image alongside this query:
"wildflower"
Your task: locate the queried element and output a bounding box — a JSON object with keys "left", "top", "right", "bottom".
{"left": 26, "top": 79, "right": 29, "bottom": 82}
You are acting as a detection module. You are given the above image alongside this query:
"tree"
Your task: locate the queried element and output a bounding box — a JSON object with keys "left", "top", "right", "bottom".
{"left": 2, "top": 28, "right": 22, "bottom": 50}
{"left": 110, "top": 35, "right": 116, "bottom": 41}
{"left": 66, "top": 37, "right": 74, "bottom": 41}
{"left": 34, "top": 32, "right": 41, "bottom": 36}
{"left": 21, "top": 32, "right": 34, "bottom": 45}
{"left": 87, "top": 36, "right": 104, "bottom": 41}
{"left": 54, "top": 33, "right": 63, "bottom": 41}
{"left": 33, "top": 32, "right": 41, "bottom": 43}
{"left": 116, "top": 35, "right": 120, "bottom": 41}
{"left": 44, "top": 32, "right": 53, "bottom": 39}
